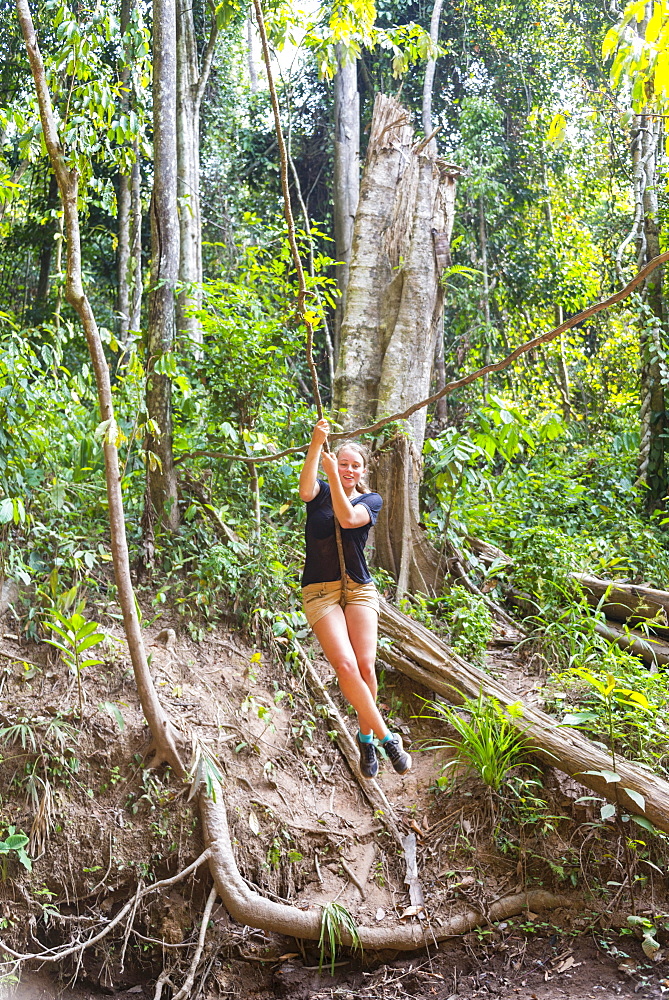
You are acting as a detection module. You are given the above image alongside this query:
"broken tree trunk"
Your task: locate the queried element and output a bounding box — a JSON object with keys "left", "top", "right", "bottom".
{"left": 333, "top": 94, "right": 457, "bottom": 597}
{"left": 377, "top": 599, "right": 669, "bottom": 834}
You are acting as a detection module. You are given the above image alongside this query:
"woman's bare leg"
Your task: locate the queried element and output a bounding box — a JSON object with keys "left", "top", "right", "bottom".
{"left": 312, "top": 607, "right": 388, "bottom": 740}
{"left": 344, "top": 604, "right": 379, "bottom": 707}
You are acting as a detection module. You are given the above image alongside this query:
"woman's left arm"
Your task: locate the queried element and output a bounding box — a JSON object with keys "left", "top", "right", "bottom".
{"left": 321, "top": 452, "right": 371, "bottom": 529}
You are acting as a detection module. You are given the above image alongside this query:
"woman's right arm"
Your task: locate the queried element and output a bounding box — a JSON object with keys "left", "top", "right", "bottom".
{"left": 298, "top": 419, "right": 329, "bottom": 502}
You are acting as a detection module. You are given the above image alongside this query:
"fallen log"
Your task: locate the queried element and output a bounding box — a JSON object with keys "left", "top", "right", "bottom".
{"left": 377, "top": 600, "right": 669, "bottom": 834}
{"left": 573, "top": 573, "right": 669, "bottom": 627}
{"left": 594, "top": 620, "right": 669, "bottom": 668}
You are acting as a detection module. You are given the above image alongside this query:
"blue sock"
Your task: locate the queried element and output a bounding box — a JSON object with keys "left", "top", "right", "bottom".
{"left": 381, "top": 733, "right": 394, "bottom": 745}
{"left": 358, "top": 730, "right": 373, "bottom": 743}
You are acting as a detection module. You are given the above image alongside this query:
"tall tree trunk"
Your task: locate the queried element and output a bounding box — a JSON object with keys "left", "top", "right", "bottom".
{"left": 479, "top": 195, "right": 491, "bottom": 398}
{"left": 421, "top": 0, "right": 443, "bottom": 137}
{"left": 146, "top": 0, "right": 180, "bottom": 532}
{"left": 423, "top": 0, "right": 447, "bottom": 423}
{"left": 117, "top": 170, "right": 131, "bottom": 341}
{"left": 129, "top": 148, "right": 142, "bottom": 333}
{"left": 176, "top": 0, "right": 218, "bottom": 347}
{"left": 33, "top": 170, "right": 57, "bottom": 319}
{"left": 332, "top": 47, "right": 359, "bottom": 357}
{"left": 117, "top": 0, "right": 135, "bottom": 344}
{"left": 334, "top": 95, "right": 457, "bottom": 596}
{"left": 246, "top": 15, "right": 258, "bottom": 94}
{"left": 636, "top": 113, "right": 666, "bottom": 511}
{"left": 540, "top": 145, "right": 570, "bottom": 418}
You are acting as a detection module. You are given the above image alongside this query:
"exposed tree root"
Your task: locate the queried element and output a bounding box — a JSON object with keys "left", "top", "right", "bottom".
{"left": 201, "top": 786, "right": 570, "bottom": 949}
{"left": 0, "top": 850, "right": 211, "bottom": 966}
{"left": 169, "top": 884, "right": 218, "bottom": 1000}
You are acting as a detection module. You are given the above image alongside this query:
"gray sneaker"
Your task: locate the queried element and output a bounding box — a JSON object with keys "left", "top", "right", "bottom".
{"left": 356, "top": 734, "right": 378, "bottom": 779}
{"left": 383, "top": 734, "right": 412, "bottom": 775}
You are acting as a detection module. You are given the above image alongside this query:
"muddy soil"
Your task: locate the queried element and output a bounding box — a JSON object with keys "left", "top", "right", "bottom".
{"left": 0, "top": 609, "right": 668, "bottom": 999}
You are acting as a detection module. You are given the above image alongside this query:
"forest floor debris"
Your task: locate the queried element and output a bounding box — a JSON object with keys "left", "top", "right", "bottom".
{"left": 0, "top": 603, "right": 668, "bottom": 998}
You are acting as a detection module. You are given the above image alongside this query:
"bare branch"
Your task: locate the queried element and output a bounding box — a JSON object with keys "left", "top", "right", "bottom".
{"left": 171, "top": 885, "right": 218, "bottom": 1000}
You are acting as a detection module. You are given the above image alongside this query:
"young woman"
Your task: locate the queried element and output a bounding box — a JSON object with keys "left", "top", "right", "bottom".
{"left": 299, "top": 418, "right": 411, "bottom": 779}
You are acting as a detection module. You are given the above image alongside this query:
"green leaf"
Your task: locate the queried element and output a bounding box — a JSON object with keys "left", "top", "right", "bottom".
{"left": 51, "top": 480, "right": 67, "bottom": 510}
{"left": 582, "top": 769, "right": 621, "bottom": 783}
{"left": 99, "top": 701, "right": 125, "bottom": 731}
{"left": 623, "top": 787, "right": 646, "bottom": 812}
{"left": 642, "top": 934, "right": 661, "bottom": 958}
{"left": 5, "top": 834, "right": 28, "bottom": 850}
{"left": 560, "top": 711, "right": 599, "bottom": 726}
{"left": 77, "top": 632, "right": 105, "bottom": 653}
{"left": 646, "top": 1, "right": 663, "bottom": 42}
{"left": 633, "top": 815, "right": 658, "bottom": 833}
{"left": 17, "top": 848, "right": 32, "bottom": 872}
{"left": 0, "top": 498, "right": 15, "bottom": 525}
{"left": 78, "top": 657, "right": 104, "bottom": 669}
{"left": 602, "top": 26, "right": 620, "bottom": 59}
{"left": 546, "top": 112, "right": 567, "bottom": 146}
{"left": 600, "top": 803, "right": 616, "bottom": 820}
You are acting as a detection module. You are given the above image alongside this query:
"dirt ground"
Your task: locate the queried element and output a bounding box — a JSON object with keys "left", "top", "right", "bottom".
{"left": 0, "top": 606, "right": 668, "bottom": 999}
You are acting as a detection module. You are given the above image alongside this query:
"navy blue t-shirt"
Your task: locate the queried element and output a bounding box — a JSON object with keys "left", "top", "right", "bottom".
{"left": 301, "top": 480, "right": 383, "bottom": 587}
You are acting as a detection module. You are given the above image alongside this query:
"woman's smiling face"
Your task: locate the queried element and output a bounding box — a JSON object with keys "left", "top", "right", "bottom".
{"left": 337, "top": 446, "right": 365, "bottom": 494}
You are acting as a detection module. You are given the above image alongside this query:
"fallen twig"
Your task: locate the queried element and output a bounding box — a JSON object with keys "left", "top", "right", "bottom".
{"left": 340, "top": 858, "right": 367, "bottom": 898}
{"left": 0, "top": 648, "right": 42, "bottom": 669}
{"left": 171, "top": 885, "right": 218, "bottom": 1000}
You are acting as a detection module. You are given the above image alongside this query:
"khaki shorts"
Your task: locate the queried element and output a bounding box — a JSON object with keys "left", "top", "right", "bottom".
{"left": 302, "top": 575, "right": 380, "bottom": 628}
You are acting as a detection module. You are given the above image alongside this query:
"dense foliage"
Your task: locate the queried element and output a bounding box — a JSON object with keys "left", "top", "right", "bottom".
{"left": 1, "top": 0, "right": 668, "bottom": 677}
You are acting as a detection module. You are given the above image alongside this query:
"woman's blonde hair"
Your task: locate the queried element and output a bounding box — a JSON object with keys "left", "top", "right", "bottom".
{"left": 334, "top": 440, "right": 372, "bottom": 494}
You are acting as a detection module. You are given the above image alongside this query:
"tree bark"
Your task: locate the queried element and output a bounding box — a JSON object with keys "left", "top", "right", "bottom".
{"left": 593, "top": 618, "right": 669, "bottom": 668}
{"left": 636, "top": 113, "right": 666, "bottom": 512}
{"left": 572, "top": 572, "right": 669, "bottom": 626}
{"left": 33, "top": 170, "right": 58, "bottom": 319}
{"left": 117, "top": 170, "right": 131, "bottom": 341}
{"left": 377, "top": 599, "right": 669, "bottom": 834}
{"left": 146, "top": 0, "right": 180, "bottom": 531}
{"left": 479, "top": 195, "right": 491, "bottom": 397}
{"left": 129, "top": 149, "right": 142, "bottom": 334}
{"left": 16, "top": 0, "right": 184, "bottom": 772}
{"left": 334, "top": 95, "right": 457, "bottom": 594}
{"left": 332, "top": 47, "right": 359, "bottom": 356}
{"left": 176, "top": 0, "right": 218, "bottom": 347}
{"left": 421, "top": 0, "right": 443, "bottom": 138}
{"left": 246, "top": 15, "right": 258, "bottom": 94}
{"left": 540, "top": 145, "right": 570, "bottom": 419}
